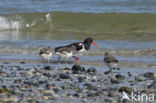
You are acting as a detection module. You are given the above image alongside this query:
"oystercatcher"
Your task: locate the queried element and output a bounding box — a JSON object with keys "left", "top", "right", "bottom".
{"left": 39, "top": 46, "right": 53, "bottom": 65}
{"left": 55, "top": 44, "right": 79, "bottom": 68}
{"left": 104, "top": 52, "right": 119, "bottom": 78}
{"left": 71, "top": 37, "right": 98, "bottom": 53}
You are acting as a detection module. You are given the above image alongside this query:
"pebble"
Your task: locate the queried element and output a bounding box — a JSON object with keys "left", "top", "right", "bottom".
{"left": 111, "top": 79, "right": 120, "bottom": 84}
{"left": 0, "top": 64, "right": 155, "bottom": 103}
{"left": 44, "top": 66, "right": 53, "bottom": 70}
{"left": 144, "top": 72, "right": 155, "bottom": 79}
{"left": 127, "top": 72, "right": 132, "bottom": 77}
{"left": 72, "top": 65, "right": 85, "bottom": 74}
{"left": 115, "top": 74, "right": 125, "bottom": 80}
{"left": 78, "top": 76, "right": 86, "bottom": 82}
{"left": 87, "top": 67, "right": 97, "bottom": 74}
{"left": 59, "top": 73, "right": 70, "bottom": 79}
{"left": 43, "top": 73, "right": 52, "bottom": 77}
{"left": 135, "top": 76, "right": 143, "bottom": 82}
{"left": 42, "top": 96, "right": 49, "bottom": 100}
{"left": 119, "top": 86, "right": 133, "bottom": 94}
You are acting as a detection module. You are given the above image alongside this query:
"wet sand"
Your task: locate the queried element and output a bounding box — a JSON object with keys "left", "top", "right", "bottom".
{"left": 0, "top": 59, "right": 156, "bottom": 69}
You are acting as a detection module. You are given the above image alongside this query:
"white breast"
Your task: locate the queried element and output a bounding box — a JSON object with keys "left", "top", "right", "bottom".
{"left": 40, "top": 52, "right": 52, "bottom": 60}
{"left": 56, "top": 51, "right": 73, "bottom": 58}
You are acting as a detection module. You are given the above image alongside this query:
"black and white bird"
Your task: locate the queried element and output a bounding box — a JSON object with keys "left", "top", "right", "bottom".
{"left": 104, "top": 52, "right": 119, "bottom": 77}
{"left": 70, "top": 37, "right": 98, "bottom": 53}
{"left": 55, "top": 44, "right": 79, "bottom": 68}
{"left": 39, "top": 46, "right": 53, "bottom": 65}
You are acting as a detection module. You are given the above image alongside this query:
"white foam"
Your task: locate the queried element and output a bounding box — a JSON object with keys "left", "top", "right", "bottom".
{"left": 45, "top": 13, "right": 52, "bottom": 23}
{"left": 0, "top": 16, "right": 21, "bottom": 30}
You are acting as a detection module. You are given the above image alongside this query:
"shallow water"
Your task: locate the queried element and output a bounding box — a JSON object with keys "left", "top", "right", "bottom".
{"left": 0, "top": 40, "right": 155, "bottom": 70}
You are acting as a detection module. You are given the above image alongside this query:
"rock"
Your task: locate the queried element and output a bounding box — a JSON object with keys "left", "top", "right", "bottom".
{"left": 39, "top": 80, "right": 47, "bottom": 84}
{"left": 104, "top": 70, "right": 110, "bottom": 75}
{"left": 87, "top": 67, "right": 97, "bottom": 74}
{"left": 87, "top": 92, "right": 96, "bottom": 97}
{"left": 111, "top": 79, "right": 120, "bottom": 84}
{"left": 0, "top": 96, "right": 18, "bottom": 102}
{"left": 81, "top": 98, "right": 87, "bottom": 102}
{"left": 20, "top": 61, "right": 25, "bottom": 64}
{"left": 53, "top": 88, "right": 60, "bottom": 93}
{"left": 144, "top": 72, "right": 155, "bottom": 79}
{"left": 43, "top": 73, "right": 52, "bottom": 77}
{"left": 104, "top": 98, "right": 112, "bottom": 103}
{"left": 72, "top": 65, "right": 85, "bottom": 74}
{"left": 46, "top": 84, "right": 54, "bottom": 89}
{"left": 147, "top": 80, "right": 156, "bottom": 89}
{"left": 44, "top": 66, "right": 53, "bottom": 70}
{"left": 74, "top": 87, "right": 80, "bottom": 92}
{"left": 135, "top": 76, "right": 143, "bottom": 82}
{"left": 26, "top": 68, "right": 36, "bottom": 75}
{"left": 115, "top": 74, "right": 125, "bottom": 80}
{"left": 73, "top": 93, "right": 79, "bottom": 97}
{"left": 127, "top": 72, "right": 132, "bottom": 77}
{"left": 119, "top": 86, "right": 133, "bottom": 94}
{"left": 64, "top": 67, "right": 70, "bottom": 70}
{"left": 84, "top": 83, "right": 97, "bottom": 90}
{"left": 25, "top": 85, "right": 31, "bottom": 88}
{"left": 78, "top": 76, "right": 86, "bottom": 82}
{"left": 59, "top": 73, "right": 70, "bottom": 79}
{"left": 23, "top": 81, "right": 33, "bottom": 86}
{"left": 116, "top": 68, "right": 120, "bottom": 70}
{"left": 42, "top": 96, "right": 48, "bottom": 100}
{"left": 0, "top": 87, "right": 13, "bottom": 94}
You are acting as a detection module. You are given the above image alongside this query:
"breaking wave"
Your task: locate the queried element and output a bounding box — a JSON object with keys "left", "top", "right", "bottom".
{"left": 0, "top": 13, "right": 53, "bottom": 31}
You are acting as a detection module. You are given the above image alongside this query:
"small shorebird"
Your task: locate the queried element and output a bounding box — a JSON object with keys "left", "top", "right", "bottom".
{"left": 70, "top": 37, "right": 98, "bottom": 53}
{"left": 39, "top": 46, "right": 53, "bottom": 65}
{"left": 104, "top": 52, "right": 119, "bottom": 78}
{"left": 55, "top": 44, "right": 79, "bottom": 68}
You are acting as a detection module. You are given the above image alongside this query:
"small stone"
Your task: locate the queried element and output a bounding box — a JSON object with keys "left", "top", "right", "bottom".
{"left": 119, "top": 86, "right": 133, "bottom": 94}
{"left": 39, "top": 80, "right": 47, "bottom": 84}
{"left": 111, "top": 79, "right": 120, "bottom": 84}
{"left": 73, "top": 93, "right": 79, "bottom": 97}
{"left": 115, "top": 74, "right": 125, "bottom": 80}
{"left": 46, "top": 84, "right": 54, "bottom": 89}
{"left": 0, "top": 87, "right": 13, "bottom": 94}
{"left": 44, "top": 66, "right": 53, "bottom": 70}
{"left": 25, "top": 85, "right": 30, "bottom": 88}
{"left": 87, "top": 67, "right": 97, "bottom": 74}
{"left": 72, "top": 65, "right": 85, "bottom": 74}
{"left": 81, "top": 98, "right": 87, "bottom": 102}
{"left": 20, "top": 61, "right": 25, "bottom": 64}
{"left": 42, "top": 96, "right": 48, "bottom": 100}
{"left": 127, "top": 72, "right": 132, "bottom": 77}
{"left": 87, "top": 92, "right": 96, "bottom": 97}
{"left": 0, "top": 96, "right": 18, "bottom": 102}
{"left": 23, "top": 81, "right": 33, "bottom": 85}
{"left": 135, "top": 76, "right": 143, "bottom": 82}
{"left": 59, "top": 73, "right": 70, "bottom": 79}
{"left": 144, "top": 72, "right": 155, "bottom": 79}
{"left": 104, "top": 98, "right": 112, "bottom": 103}
{"left": 104, "top": 70, "right": 110, "bottom": 75}
{"left": 78, "top": 76, "right": 86, "bottom": 82}
{"left": 116, "top": 68, "right": 120, "bottom": 70}
{"left": 53, "top": 88, "right": 60, "bottom": 93}
{"left": 43, "top": 73, "right": 52, "bottom": 77}
{"left": 147, "top": 80, "right": 156, "bottom": 89}
{"left": 64, "top": 67, "right": 70, "bottom": 70}
{"left": 84, "top": 83, "right": 97, "bottom": 90}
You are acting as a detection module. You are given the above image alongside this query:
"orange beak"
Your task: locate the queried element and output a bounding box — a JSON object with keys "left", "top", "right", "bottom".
{"left": 92, "top": 41, "right": 98, "bottom": 47}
